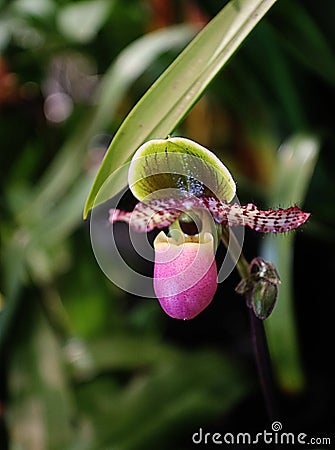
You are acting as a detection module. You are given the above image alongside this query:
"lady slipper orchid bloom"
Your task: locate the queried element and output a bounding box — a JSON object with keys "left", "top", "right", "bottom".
{"left": 109, "top": 195, "right": 309, "bottom": 320}
{"left": 108, "top": 137, "right": 310, "bottom": 320}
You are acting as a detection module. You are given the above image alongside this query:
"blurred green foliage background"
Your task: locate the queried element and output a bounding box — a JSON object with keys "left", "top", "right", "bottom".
{"left": 1, "top": 0, "right": 334, "bottom": 449}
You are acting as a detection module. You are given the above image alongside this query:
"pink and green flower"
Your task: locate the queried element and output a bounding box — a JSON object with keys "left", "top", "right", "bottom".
{"left": 109, "top": 137, "right": 310, "bottom": 320}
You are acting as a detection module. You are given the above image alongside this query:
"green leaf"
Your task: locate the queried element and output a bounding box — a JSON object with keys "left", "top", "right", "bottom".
{"left": 83, "top": 0, "right": 278, "bottom": 218}
{"left": 57, "top": 0, "right": 113, "bottom": 43}
{"left": 261, "top": 133, "right": 320, "bottom": 392}
{"left": 275, "top": 1, "right": 335, "bottom": 87}
{"left": 11, "top": 0, "right": 55, "bottom": 18}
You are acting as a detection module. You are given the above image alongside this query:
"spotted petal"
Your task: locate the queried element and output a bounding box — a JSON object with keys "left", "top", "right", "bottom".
{"left": 109, "top": 198, "right": 183, "bottom": 232}
{"left": 109, "top": 197, "right": 310, "bottom": 233}
{"left": 203, "top": 199, "right": 311, "bottom": 233}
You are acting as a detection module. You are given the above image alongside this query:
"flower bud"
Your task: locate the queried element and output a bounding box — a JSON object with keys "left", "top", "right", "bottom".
{"left": 250, "top": 279, "right": 278, "bottom": 320}
{"left": 236, "top": 257, "right": 281, "bottom": 320}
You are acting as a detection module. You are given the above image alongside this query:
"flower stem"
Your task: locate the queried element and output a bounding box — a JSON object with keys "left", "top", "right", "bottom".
{"left": 221, "top": 226, "right": 278, "bottom": 421}
{"left": 220, "top": 226, "right": 249, "bottom": 279}
{"left": 248, "top": 309, "right": 278, "bottom": 421}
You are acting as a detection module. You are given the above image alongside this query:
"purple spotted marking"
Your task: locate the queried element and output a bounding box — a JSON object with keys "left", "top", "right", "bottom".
{"left": 109, "top": 197, "right": 310, "bottom": 233}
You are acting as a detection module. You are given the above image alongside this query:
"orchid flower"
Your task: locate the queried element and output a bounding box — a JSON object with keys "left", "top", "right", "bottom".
{"left": 109, "top": 137, "right": 310, "bottom": 320}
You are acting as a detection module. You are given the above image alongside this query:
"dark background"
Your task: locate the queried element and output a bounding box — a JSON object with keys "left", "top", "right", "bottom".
{"left": 1, "top": 0, "right": 334, "bottom": 448}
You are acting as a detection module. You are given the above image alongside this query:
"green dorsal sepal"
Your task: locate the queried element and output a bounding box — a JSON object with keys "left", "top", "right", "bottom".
{"left": 128, "top": 137, "right": 236, "bottom": 203}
